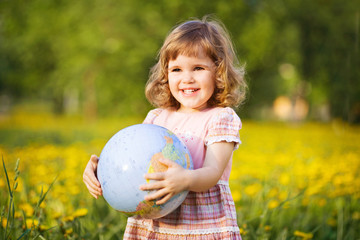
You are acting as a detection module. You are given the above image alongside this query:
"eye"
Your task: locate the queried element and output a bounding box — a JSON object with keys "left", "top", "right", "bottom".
{"left": 171, "top": 68, "right": 181, "bottom": 72}
{"left": 194, "top": 66, "right": 204, "bottom": 71}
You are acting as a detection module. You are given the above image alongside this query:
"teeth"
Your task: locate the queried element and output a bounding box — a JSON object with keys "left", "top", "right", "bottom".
{"left": 183, "top": 89, "right": 196, "bottom": 94}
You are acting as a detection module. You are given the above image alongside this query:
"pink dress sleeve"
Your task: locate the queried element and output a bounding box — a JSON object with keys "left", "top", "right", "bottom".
{"left": 143, "top": 108, "right": 163, "bottom": 124}
{"left": 205, "top": 107, "right": 242, "bottom": 149}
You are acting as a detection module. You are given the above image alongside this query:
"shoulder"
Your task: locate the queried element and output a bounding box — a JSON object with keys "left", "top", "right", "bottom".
{"left": 143, "top": 108, "right": 177, "bottom": 124}
{"left": 143, "top": 108, "right": 164, "bottom": 124}
{"left": 205, "top": 107, "right": 242, "bottom": 148}
{"left": 209, "top": 107, "right": 241, "bottom": 128}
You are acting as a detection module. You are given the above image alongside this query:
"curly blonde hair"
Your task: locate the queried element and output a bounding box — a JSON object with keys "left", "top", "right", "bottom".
{"left": 145, "top": 16, "right": 246, "bottom": 109}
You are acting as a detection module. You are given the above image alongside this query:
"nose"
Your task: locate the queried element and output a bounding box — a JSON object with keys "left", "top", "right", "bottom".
{"left": 182, "top": 71, "right": 195, "bottom": 83}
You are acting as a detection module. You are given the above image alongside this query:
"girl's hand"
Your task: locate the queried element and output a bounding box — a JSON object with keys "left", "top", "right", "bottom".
{"left": 140, "top": 158, "right": 189, "bottom": 205}
{"left": 83, "top": 155, "right": 102, "bottom": 199}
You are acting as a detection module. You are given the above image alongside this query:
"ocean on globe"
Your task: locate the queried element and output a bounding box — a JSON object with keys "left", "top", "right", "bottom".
{"left": 97, "top": 124, "right": 193, "bottom": 219}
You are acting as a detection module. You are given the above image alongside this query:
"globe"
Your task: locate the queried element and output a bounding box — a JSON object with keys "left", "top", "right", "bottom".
{"left": 97, "top": 124, "right": 193, "bottom": 219}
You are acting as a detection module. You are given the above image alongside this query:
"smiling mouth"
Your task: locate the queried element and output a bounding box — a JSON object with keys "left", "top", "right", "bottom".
{"left": 182, "top": 89, "right": 199, "bottom": 94}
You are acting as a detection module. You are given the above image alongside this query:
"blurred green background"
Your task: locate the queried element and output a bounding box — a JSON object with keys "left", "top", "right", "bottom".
{"left": 1, "top": 0, "right": 359, "bottom": 122}
{"left": 1, "top": 1, "right": 360, "bottom": 239}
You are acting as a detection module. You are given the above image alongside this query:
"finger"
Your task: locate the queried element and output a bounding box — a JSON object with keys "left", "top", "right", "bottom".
{"left": 144, "top": 172, "right": 165, "bottom": 181}
{"left": 84, "top": 170, "right": 101, "bottom": 187}
{"left": 83, "top": 171, "right": 99, "bottom": 188}
{"left": 90, "top": 192, "right": 98, "bottom": 199}
{"left": 84, "top": 182, "right": 101, "bottom": 198}
{"left": 83, "top": 174, "right": 102, "bottom": 194}
{"left": 139, "top": 181, "right": 165, "bottom": 191}
{"left": 90, "top": 190, "right": 100, "bottom": 199}
{"left": 88, "top": 187, "right": 100, "bottom": 197}
{"left": 144, "top": 188, "right": 168, "bottom": 202}
{"left": 84, "top": 177, "right": 102, "bottom": 194}
{"left": 90, "top": 155, "right": 99, "bottom": 164}
{"left": 157, "top": 158, "right": 177, "bottom": 167}
{"left": 156, "top": 193, "right": 173, "bottom": 205}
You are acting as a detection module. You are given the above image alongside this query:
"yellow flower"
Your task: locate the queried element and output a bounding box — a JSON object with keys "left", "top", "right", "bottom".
{"left": 14, "top": 211, "right": 23, "bottom": 218}
{"left": 2, "top": 219, "right": 7, "bottom": 228}
{"left": 232, "top": 190, "right": 241, "bottom": 202}
{"left": 64, "top": 228, "right": 73, "bottom": 238}
{"left": 268, "top": 199, "right": 280, "bottom": 209}
{"left": 294, "top": 230, "right": 313, "bottom": 239}
{"left": 279, "top": 173, "right": 290, "bottom": 186}
{"left": 264, "top": 225, "right": 272, "bottom": 231}
{"left": 53, "top": 211, "right": 62, "bottom": 219}
{"left": 73, "top": 208, "right": 88, "bottom": 218}
{"left": 278, "top": 191, "right": 288, "bottom": 201}
{"left": 316, "top": 198, "right": 327, "bottom": 207}
{"left": 19, "top": 203, "right": 34, "bottom": 216}
{"left": 24, "top": 219, "right": 39, "bottom": 229}
{"left": 62, "top": 216, "right": 74, "bottom": 222}
{"left": 0, "top": 178, "right": 5, "bottom": 188}
{"left": 327, "top": 218, "right": 337, "bottom": 227}
{"left": 244, "top": 183, "right": 262, "bottom": 197}
{"left": 352, "top": 211, "right": 360, "bottom": 220}
{"left": 266, "top": 187, "right": 278, "bottom": 198}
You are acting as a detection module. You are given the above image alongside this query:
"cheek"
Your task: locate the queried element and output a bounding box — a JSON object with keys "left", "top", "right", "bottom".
{"left": 168, "top": 79, "right": 178, "bottom": 95}
{"left": 205, "top": 74, "right": 216, "bottom": 92}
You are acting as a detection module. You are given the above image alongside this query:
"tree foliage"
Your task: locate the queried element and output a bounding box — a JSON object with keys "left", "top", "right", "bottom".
{"left": 0, "top": 0, "right": 359, "bottom": 122}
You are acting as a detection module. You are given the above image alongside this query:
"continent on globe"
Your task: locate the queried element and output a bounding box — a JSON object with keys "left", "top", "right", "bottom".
{"left": 134, "top": 200, "right": 160, "bottom": 217}
{"left": 134, "top": 134, "right": 191, "bottom": 217}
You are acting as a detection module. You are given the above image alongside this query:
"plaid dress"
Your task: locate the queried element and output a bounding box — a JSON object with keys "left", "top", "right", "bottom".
{"left": 124, "top": 107, "right": 242, "bottom": 240}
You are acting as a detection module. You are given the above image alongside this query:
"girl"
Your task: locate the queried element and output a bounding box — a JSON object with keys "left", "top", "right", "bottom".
{"left": 83, "top": 16, "right": 246, "bottom": 239}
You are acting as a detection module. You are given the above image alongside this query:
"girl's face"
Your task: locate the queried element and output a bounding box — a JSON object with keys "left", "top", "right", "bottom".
{"left": 167, "top": 49, "right": 216, "bottom": 113}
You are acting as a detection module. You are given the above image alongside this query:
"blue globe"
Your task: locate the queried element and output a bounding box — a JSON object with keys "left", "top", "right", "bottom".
{"left": 97, "top": 124, "right": 193, "bottom": 219}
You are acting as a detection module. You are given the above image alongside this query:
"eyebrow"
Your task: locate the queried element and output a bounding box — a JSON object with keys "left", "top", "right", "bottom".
{"left": 167, "top": 65, "right": 180, "bottom": 70}
{"left": 168, "top": 62, "right": 214, "bottom": 69}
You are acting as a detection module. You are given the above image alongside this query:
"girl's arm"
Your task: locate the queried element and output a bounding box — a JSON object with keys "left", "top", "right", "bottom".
{"left": 83, "top": 155, "right": 103, "bottom": 199}
{"left": 140, "top": 141, "right": 234, "bottom": 204}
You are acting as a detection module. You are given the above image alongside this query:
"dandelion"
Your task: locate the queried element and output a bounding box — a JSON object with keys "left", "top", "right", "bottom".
{"left": 264, "top": 225, "right": 271, "bottom": 231}
{"left": 268, "top": 199, "right": 280, "bottom": 209}
{"left": 2, "top": 219, "right": 7, "bottom": 228}
{"left": 352, "top": 211, "right": 360, "bottom": 220}
{"left": 316, "top": 198, "right": 327, "bottom": 207}
{"left": 294, "top": 230, "right": 313, "bottom": 239}
{"left": 279, "top": 173, "right": 290, "bottom": 186}
{"left": 232, "top": 190, "right": 241, "bottom": 202}
{"left": 64, "top": 228, "right": 73, "bottom": 238}
{"left": 24, "top": 218, "right": 39, "bottom": 229}
{"left": 53, "top": 211, "right": 62, "bottom": 219}
{"left": 244, "top": 183, "right": 262, "bottom": 197}
{"left": 278, "top": 191, "right": 288, "bottom": 201}
{"left": 73, "top": 208, "right": 88, "bottom": 218}
{"left": 19, "top": 202, "right": 34, "bottom": 216}
{"left": 14, "top": 211, "right": 22, "bottom": 218}
{"left": 62, "top": 215, "right": 75, "bottom": 222}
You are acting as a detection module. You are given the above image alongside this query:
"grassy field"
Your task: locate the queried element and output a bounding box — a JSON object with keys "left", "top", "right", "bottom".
{"left": 0, "top": 110, "right": 359, "bottom": 239}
